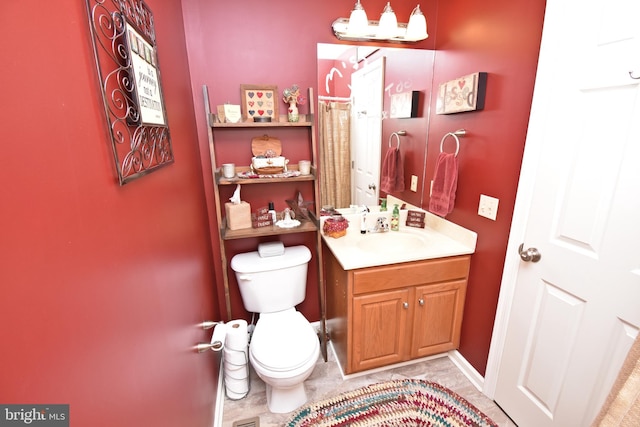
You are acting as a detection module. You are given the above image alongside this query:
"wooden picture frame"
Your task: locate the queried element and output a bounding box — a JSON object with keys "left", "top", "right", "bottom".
{"left": 436, "top": 72, "right": 487, "bottom": 115}
{"left": 240, "top": 84, "right": 279, "bottom": 122}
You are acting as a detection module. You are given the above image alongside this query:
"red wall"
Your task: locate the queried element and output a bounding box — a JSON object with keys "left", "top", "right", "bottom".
{"left": 182, "top": 0, "right": 434, "bottom": 322}
{"left": 0, "top": 1, "right": 219, "bottom": 426}
{"left": 426, "top": 1, "right": 546, "bottom": 373}
{"left": 182, "top": 0, "right": 545, "bottom": 376}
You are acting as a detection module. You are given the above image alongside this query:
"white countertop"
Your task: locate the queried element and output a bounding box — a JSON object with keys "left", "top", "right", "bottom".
{"left": 321, "top": 197, "right": 477, "bottom": 270}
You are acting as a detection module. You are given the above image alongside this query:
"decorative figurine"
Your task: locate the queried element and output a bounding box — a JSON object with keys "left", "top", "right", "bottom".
{"left": 282, "top": 84, "right": 306, "bottom": 122}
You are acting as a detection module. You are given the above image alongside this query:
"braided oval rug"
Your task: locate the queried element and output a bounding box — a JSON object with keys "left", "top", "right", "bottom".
{"left": 285, "top": 379, "right": 498, "bottom": 427}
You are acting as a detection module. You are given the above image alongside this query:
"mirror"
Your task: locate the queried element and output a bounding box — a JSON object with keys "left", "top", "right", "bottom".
{"left": 316, "top": 43, "right": 435, "bottom": 210}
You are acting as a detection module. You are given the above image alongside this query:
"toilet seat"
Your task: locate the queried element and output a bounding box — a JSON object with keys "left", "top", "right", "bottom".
{"left": 250, "top": 309, "right": 319, "bottom": 372}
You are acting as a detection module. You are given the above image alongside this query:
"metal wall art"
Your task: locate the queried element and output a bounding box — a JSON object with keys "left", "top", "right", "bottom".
{"left": 86, "top": 0, "right": 174, "bottom": 185}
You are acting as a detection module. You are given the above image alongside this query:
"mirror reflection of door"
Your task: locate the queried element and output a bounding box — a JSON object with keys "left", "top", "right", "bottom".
{"left": 317, "top": 44, "right": 434, "bottom": 209}
{"left": 351, "top": 57, "right": 385, "bottom": 207}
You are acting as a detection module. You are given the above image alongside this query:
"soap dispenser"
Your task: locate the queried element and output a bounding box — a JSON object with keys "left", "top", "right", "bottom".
{"left": 391, "top": 204, "right": 400, "bottom": 231}
{"left": 379, "top": 198, "right": 387, "bottom": 212}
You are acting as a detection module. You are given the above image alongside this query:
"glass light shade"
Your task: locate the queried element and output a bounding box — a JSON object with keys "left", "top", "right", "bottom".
{"left": 377, "top": 2, "right": 398, "bottom": 39}
{"left": 347, "top": 0, "right": 369, "bottom": 36}
{"left": 405, "top": 5, "right": 428, "bottom": 40}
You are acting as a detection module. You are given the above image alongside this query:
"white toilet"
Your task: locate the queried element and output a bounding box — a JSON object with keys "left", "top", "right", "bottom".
{"left": 230, "top": 244, "right": 320, "bottom": 414}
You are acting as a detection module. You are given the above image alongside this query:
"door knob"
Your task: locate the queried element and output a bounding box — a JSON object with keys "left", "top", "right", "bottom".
{"left": 418, "top": 298, "right": 424, "bottom": 306}
{"left": 403, "top": 302, "right": 409, "bottom": 309}
{"left": 518, "top": 243, "right": 541, "bottom": 262}
{"left": 368, "top": 183, "right": 377, "bottom": 190}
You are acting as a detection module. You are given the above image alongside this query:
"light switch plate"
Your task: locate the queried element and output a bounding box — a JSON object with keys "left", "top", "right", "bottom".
{"left": 478, "top": 194, "right": 499, "bottom": 220}
{"left": 410, "top": 175, "right": 418, "bottom": 192}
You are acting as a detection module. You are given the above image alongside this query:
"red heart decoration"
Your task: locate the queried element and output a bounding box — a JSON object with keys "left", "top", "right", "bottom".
{"left": 248, "top": 101, "right": 255, "bottom": 107}
{"left": 458, "top": 80, "right": 466, "bottom": 89}
{"left": 257, "top": 92, "right": 264, "bottom": 98}
{"left": 258, "top": 110, "right": 265, "bottom": 116}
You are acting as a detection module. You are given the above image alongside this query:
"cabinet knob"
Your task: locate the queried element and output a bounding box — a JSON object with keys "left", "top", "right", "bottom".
{"left": 403, "top": 302, "right": 409, "bottom": 309}
{"left": 418, "top": 298, "right": 424, "bottom": 306}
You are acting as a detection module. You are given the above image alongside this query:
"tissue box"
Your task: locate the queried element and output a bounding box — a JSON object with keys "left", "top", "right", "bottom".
{"left": 225, "top": 201, "right": 251, "bottom": 230}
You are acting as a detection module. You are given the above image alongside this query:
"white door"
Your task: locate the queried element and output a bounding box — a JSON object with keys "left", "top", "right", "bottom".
{"left": 351, "top": 57, "right": 385, "bottom": 207}
{"left": 487, "top": 0, "right": 640, "bottom": 426}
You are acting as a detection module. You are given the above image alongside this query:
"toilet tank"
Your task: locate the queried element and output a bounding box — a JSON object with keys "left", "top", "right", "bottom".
{"left": 230, "top": 245, "right": 311, "bottom": 313}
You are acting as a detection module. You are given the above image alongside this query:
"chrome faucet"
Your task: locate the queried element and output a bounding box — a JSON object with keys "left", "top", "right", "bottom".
{"left": 368, "top": 216, "right": 389, "bottom": 233}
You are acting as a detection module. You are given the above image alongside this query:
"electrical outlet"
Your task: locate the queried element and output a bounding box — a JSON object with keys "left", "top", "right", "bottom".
{"left": 478, "top": 194, "right": 499, "bottom": 220}
{"left": 410, "top": 175, "right": 418, "bottom": 192}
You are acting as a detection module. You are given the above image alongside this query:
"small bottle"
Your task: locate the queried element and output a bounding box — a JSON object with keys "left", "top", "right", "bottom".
{"left": 380, "top": 198, "right": 387, "bottom": 212}
{"left": 268, "top": 202, "right": 277, "bottom": 224}
{"left": 391, "top": 204, "right": 400, "bottom": 231}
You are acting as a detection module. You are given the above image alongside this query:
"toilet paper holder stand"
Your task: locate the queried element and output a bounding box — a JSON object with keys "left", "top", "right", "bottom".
{"left": 196, "top": 320, "right": 251, "bottom": 400}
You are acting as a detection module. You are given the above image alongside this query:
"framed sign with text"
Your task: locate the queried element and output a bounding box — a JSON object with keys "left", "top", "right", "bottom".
{"left": 86, "top": 0, "right": 174, "bottom": 185}
{"left": 436, "top": 72, "right": 487, "bottom": 115}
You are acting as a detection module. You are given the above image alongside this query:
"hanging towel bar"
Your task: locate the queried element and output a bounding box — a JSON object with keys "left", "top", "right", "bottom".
{"left": 388, "top": 130, "right": 407, "bottom": 149}
{"left": 439, "top": 129, "right": 466, "bottom": 157}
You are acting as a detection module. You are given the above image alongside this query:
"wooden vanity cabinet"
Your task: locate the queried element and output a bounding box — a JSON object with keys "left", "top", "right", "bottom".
{"left": 324, "top": 243, "right": 470, "bottom": 374}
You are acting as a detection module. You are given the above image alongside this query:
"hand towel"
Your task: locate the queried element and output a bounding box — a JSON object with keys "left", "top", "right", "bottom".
{"left": 428, "top": 152, "right": 458, "bottom": 217}
{"left": 380, "top": 147, "right": 405, "bottom": 193}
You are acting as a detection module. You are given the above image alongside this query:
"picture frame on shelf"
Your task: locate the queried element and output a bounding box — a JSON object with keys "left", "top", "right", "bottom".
{"left": 240, "top": 84, "right": 279, "bottom": 122}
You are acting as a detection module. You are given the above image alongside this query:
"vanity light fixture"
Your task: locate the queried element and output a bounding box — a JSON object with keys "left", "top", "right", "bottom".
{"left": 332, "top": 2, "right": 428, "bottom": 43}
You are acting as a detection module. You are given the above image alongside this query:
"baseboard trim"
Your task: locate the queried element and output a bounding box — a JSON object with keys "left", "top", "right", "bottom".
{"left": 447, "top": 350, "right": 485, "bottom": 393}
{"left": 213, "top": 357, "right": 225, "bottom": 427}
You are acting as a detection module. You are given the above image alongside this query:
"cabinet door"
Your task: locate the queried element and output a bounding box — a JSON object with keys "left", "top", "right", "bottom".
{"left": 352, "top": 288, "right": 411, "bottom": 372}
{"left": 411, "top": 280, "right": 467, "bottom": 358}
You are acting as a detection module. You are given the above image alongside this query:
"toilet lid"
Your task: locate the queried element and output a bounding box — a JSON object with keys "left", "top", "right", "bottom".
{"left": 250, "top": 311, "right": 319, "bottom": 372}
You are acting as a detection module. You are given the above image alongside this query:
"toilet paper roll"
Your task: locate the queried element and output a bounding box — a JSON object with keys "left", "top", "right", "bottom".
{"left": 224, "top": 363, "right": 249, "bottom": 380}
{"left": 223, "top": 347, "right": 248, "bottom": 366}
{"left": 209, "top": 323, "right": 227, "bottom": 352}
{"left": 225, "top": 376, "right": 249, "bottom": 399}
{"left": 224, "top": 319, "right": 248, "bottom": 351}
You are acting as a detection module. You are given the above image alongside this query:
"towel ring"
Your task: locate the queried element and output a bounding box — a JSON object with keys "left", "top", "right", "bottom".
{"left": 388, "top": 130, "right": 406, "bottom": 149}
{"left": 439, "top": 129, "right": 466, "bottom": 157}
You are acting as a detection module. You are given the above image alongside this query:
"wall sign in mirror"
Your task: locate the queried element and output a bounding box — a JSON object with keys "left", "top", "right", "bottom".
{"left": 86, "top": 0, "right": 174, "bottom": 185}
{"left": 390, "top": 91, "right": 420, "bottom": 118}
{"left": 436, "top": 72, "right": 487, "bottom": 115}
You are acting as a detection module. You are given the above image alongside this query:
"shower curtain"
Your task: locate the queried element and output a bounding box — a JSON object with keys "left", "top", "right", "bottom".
{"left": 592, "top": 334, "right": 640, "bottom": 426}
{"left": 319, "top": 101, "right": 351, "bottom": 209}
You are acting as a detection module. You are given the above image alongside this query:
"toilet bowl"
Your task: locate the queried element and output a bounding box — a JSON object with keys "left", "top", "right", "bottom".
{"left": 230, "top": 244, "right": 319, "bottom": 413}
{"left": 249, "top": 309, "right": 320, "bottom": 413}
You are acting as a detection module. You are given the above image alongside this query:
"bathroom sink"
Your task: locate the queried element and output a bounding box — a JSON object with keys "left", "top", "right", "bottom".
{"left": 355, "top": 231, "right": 427, "bottom": 253}
{"left": 321, "top": 200, "right": 477, "bottom": 270}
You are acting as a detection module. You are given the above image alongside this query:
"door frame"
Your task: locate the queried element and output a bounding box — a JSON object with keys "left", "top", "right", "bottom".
{"left": 482, "top": 113, "right": 542, "bottom": 398}
{"left": 482, "top": 21, "right": 554, "bottom": 393}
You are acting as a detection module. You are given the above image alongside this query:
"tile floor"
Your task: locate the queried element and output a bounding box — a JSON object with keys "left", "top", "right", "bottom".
{"left": 221, "top": 346, "right": 516, "bottom": 427}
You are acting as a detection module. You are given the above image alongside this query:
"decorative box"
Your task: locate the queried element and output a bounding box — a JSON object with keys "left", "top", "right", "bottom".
{"left": 251, "top": 135, "right": 287, "bottom": 174}
{"left": 406, "top": 210, "right": 426, "bottom": 228}
{"left": 225, "top": 201, "right": 251, "bottom": 230}
{"left": 323, "top": 215, "right": 349, "bottom": 239}
{"left": 251, "top": 211, "right": 273, "bottom": 228}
